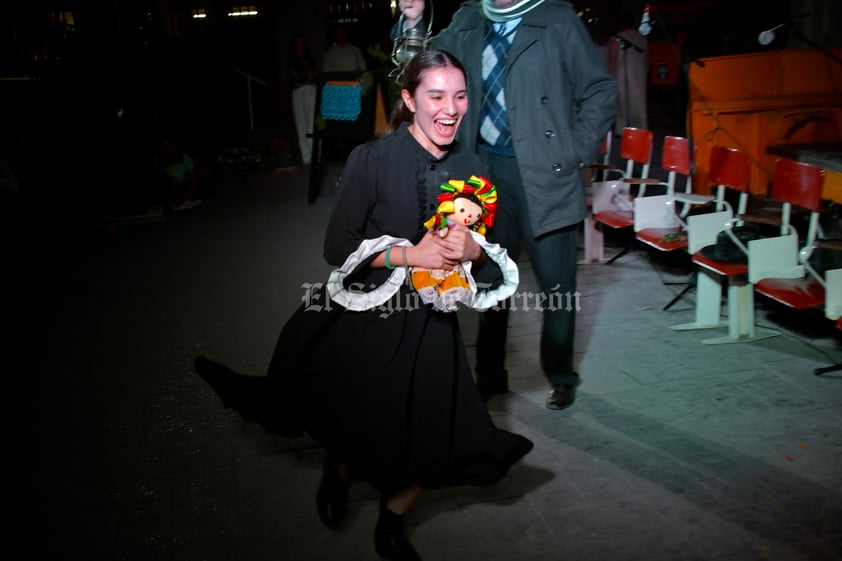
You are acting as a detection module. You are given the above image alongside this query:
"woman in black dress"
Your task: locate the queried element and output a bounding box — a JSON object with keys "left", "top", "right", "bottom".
{"left": 197, "top": 49, "right": 532, "bottom": 561}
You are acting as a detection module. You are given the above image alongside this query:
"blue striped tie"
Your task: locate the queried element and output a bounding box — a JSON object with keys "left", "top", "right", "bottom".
{"left": 481, "top": 23, "right": 513, "bottom": 147}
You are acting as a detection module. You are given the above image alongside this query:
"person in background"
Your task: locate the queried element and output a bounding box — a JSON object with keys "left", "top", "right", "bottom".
{"left": 160, "top": 136, "right": 201, "bottom": 211}
{"left": 195, "top": 49, "right": 532, "bottom": 561}
{"left": 287, "top": 33, "right": 319, "bottom": 165}
{"left": 322, "top": 24, "right": 367, "bottom": 72}
{"left": 390, "top": 0, "right": 428, "bottom": 45}
{"left": 383, "top": 0, "right": 430, "bottom": 113}
{"left": 432, "top": 0, "right": 617, "bottom": 410}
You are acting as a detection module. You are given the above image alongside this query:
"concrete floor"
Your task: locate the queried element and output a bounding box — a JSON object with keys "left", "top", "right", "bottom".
{"left": 27, "top": 156, "right": 842, "bottom": 560}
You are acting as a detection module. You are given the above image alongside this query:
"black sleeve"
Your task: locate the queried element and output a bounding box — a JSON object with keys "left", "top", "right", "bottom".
{"left": 323, "top": 144, "right": 376, "bottom": 266}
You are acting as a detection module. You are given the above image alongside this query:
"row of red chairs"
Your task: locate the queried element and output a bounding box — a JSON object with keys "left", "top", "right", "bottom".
{"left": 586, "top": 128, "right": 702, "bottom": 264}
{"left": 583, "top": 128, "right": 841, "bottom": 373}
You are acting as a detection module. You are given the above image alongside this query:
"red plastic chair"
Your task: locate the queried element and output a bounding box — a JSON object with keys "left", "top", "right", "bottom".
{"left": 591, "top": 127, "right": 654, "bottom": 263}
{"left": 671, "top": 146, "right": 771, "bottom": 344}
{"left": 583, "top": 132, "right": 615, "bottom": 183}
{"left": 582, "top": 132, "right": 615, "bottom": 263}
{"left": 633, "top": 135, "right": 698, "bottom": 253}
{"left": 751, "top": 158, "right": 826, "bottom": 309}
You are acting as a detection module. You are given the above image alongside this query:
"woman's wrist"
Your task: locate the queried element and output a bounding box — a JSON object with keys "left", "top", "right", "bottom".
{"left": 383, "top": 245, "right": 411, "bottom": 271}
{"left": 472, "top": 243, "right": 487, "bottom": 265}
{"left": 384, "top": 247, "right": 395, "bottom": 270}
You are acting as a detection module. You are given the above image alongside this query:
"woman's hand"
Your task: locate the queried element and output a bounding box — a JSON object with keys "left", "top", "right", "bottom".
{"left": 433, "top": 225, "right": 483, "bottom": 264}
{"left": 411, "top": 230, "right": 462, "bottom": 270}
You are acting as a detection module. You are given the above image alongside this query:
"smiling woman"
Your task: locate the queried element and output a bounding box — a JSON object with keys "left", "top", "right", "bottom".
{"left": 195, "top": 48, "right": 532, "bottom": 561}
{"left": 386, "top": 49, "right": 468, "bottom": 157}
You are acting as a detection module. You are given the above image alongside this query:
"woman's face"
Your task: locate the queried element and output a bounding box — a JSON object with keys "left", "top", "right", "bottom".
{"left": 399, "top": 0, "right": 425, "bottom": 22}
{"left": 402, "top": 65, "right": 468, "bottom": 157}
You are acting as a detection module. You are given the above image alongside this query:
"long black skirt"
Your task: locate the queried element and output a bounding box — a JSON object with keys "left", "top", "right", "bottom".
{"left": 266, "top": 285, "right": 533, "bottom": 494}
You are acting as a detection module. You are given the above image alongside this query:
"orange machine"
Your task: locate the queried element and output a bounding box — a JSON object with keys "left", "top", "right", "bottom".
{"left": 687, "top": 48, "right": 842, "bottom": 198}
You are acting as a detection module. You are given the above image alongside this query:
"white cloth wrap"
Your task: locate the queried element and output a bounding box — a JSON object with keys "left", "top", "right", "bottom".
{"left": 326, "top": 233, "right": 519, "bottom": 312}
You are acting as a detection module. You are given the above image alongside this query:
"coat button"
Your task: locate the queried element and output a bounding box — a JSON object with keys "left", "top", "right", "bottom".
{"left": 552, "top": 163, "right": 562, "bottom": 172}
{"left": 545, "top": 130, "right": 555, "bottom": 138}
{"left": 429, "top": 164, "right": 436, "bottom": 170}
{"left": 541, "top": 96, "right": 548, "bottom": 104}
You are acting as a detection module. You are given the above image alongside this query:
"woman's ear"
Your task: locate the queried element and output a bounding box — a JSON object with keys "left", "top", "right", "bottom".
{"left": 401, "top": 89, "right": 415, "bottom": 114}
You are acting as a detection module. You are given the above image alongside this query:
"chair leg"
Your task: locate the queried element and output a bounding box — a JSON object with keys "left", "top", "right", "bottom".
{"left": 701, "top": 276, "right": 779, "bottom": 345}
{"left": 604, "top": 227, "right": 635, "bottom": 265}
{"left": 663, "top": 281, "right": 693, "bottom": 311}
{"left": 580, "top": 214, "right": 604, "bottom": 264}
{"left": 814, "top": 363, "right": 842, "bottom": 375}
{"left": 605, "top": 245, "right": 629, "bottom": 265}
{"left": 672, "top": 269, "right": 726, "bottom": 331}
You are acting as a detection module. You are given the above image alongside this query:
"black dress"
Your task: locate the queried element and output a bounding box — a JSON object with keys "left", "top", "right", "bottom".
{"left": 268, "top": 123, "right": 533, "bottom": 494}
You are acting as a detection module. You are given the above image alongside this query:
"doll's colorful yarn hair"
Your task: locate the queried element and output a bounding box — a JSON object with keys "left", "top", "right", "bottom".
{"left": 424, "top": 175, "right": 498, "bottom": 236}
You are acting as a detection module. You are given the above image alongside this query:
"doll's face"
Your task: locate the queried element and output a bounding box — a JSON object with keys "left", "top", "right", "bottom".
{"left": 445, "top": 196, "right": 483, "bottom": 227}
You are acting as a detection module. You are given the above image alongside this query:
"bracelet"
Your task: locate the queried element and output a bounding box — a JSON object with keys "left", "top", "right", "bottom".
{"left": 384, "top": 247, "right": 395, "bottom": 270}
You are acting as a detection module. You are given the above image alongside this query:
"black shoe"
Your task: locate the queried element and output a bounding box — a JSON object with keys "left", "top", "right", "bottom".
{"left": 546, "top": 383, "right": 577, "bottom": 410}
{"left": 316, "top": 459, "right": 350, "bottom": 529}
{"left": 374, "top": 497, "right": 421, "bottom": 561}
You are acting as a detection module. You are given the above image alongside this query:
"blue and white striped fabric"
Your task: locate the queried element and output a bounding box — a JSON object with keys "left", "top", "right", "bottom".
{"left": 480, "top": 19, "right": 519, "bottom": 147}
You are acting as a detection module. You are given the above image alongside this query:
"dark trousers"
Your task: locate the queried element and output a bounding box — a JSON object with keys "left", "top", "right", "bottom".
{"left": 476, "top": 150, "right": 580, "bottom": 388}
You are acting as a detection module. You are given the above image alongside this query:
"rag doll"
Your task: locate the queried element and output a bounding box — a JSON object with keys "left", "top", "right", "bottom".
{"left": 410, "top": 175, "right": 497, "bottom": 311}
{"left": 326, "top": 175, "right": 518, "bottom": 313}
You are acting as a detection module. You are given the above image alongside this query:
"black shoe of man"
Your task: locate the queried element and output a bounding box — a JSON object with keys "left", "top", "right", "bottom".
{"left": 546, "top": 383, "right": 577, "bottom": 410}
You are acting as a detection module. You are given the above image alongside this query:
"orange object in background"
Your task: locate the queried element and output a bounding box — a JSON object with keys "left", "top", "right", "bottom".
{"left": 687, "top": 48, "right": 842, "bottom": 196}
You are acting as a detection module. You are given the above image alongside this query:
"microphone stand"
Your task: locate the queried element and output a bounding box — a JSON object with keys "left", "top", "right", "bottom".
{"left": 615, "top": 33, "right": 643, "bottom": 129}
{"left": 642, "top": 3, "right": 704, "bottom": 154}
{"left": 589, "top": 17, "right": 643, "bottom": 130}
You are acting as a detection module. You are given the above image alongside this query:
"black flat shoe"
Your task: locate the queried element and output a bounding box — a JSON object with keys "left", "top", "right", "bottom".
{"left": 374, "top": 497, "right": 421, "bottom": 561}
{"left": 546, "top": 383, "right": 577, "bottom": 410}
{"left": 316, "top": 459, "right": 350, "bottom": 528}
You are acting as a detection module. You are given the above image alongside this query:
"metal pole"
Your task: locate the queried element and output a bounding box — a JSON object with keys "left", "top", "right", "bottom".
{"left": 247, "top": 77, "right": 254, "bottom": 131}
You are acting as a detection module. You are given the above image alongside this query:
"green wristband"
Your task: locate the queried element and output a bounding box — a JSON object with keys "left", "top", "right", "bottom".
{"left": 384, "top": 247, "right": 395, "bottom": 270}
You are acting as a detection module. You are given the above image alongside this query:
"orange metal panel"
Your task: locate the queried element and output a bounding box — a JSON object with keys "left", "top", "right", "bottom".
{"left": 687, "top": 48, "right": 842, "bottom": 195}
{"left": 825, "top": 170, "right": 842, "bottom": 202}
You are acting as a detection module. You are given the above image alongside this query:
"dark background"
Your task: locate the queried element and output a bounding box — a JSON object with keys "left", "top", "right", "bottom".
{"left": 0, "top": 0, "right": 832, "bottom": 223}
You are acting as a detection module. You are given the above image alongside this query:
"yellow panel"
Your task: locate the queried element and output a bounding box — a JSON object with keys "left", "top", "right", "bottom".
{"left": 824, "top": 170, "right": 842, "bottom": 203}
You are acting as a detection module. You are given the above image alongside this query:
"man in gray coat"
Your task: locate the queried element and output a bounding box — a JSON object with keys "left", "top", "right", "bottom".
{"left": 432, "top": 0, "right": 617, "bottom": 409}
